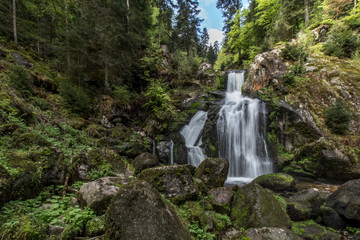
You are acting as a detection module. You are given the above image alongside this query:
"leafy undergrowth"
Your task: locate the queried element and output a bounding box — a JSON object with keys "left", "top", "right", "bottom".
{"left": 0, "top": 183, "right": 103, "bottom": 240}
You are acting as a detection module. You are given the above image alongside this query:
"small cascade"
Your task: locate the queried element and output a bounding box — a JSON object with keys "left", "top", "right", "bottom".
{"left": 217, "top": 71, "right": 272, "bottom": 183}
{"left": 170, "top": 140, "right": 174, "bottom": 165}
{"left": 180, "top": 110, "right": 208, "bottom": 167}
{"left": 152, "top": 139, "right": 156, "bottom": 156}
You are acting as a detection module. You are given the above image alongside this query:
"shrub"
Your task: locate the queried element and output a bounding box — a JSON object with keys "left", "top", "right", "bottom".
{"left": 323, "top": 21, "right": 360, "bottom": 58}
{"left": 325, "top": 98, "right": 352, "bottom": 135}
{"left": 59, "top": 81, "right": 92, "bottom": 116}
{"left": 8, "top": 65, "right": 33, "bottom": 97}
{"left": 281, "top": 43, "right": 308, "bottom": 62}
{"left": 112, "top": 85, "right": 135, "bottom": 105}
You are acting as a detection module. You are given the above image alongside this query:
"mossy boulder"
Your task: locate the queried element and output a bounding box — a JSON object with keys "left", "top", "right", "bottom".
{"left": 291, "top": 220, "right": 341, "bottom": 240}
{"left": 138, "top": 165, "right": 197, "bottom": 204}
{"left": 195, "top": 158, "right": 229, "bottom": 189}
{"left": 78, "top": 176, "right": 133, "bottom": 215}
{"left": 245, "top": 227, "right": 304, "bottom": 240}
{"left": 208, "top": 187, "right": 234, "bottom": 214}
{"left": 105, "top": 180, "right": 192, "bottom": 240}
{"left": 326, "top": 179, "right": 360, "bottom": 222}
{"left": 86, "top": 216, "right": 105, "bottom": 237}
{"left": 230, "top": 182, "right": 291, "bottom": 229}
{"left": 286, "top": 200, "right": 312, "bottom": 221}
{"left": 253, "top": 173, "right": 297, "bottom": 192}
{"left": 133, "top": 152, "right": 159, "bottom": 174}
{"left": 321, "top": 207, "right": 346, "bottom": 230}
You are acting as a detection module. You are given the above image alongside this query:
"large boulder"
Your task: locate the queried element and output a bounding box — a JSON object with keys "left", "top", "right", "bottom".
{"left": 195, "top": 158, "right": 229, "bottom": 189}
{"left": 326, "top": 179, "right": 360, "bottom": 222}
{"left": 321, "top": 207, "right": 346, "bottom": 230}
{"left": 245, "top": 227, "right": 304, "bottom": 240}
{"left": 78, "top": 176, "right": 133, "bottom": 214}
{"left": 138, "top": 165, "right": 197, "bottom": 204}
{"left": 243, "top": 49, "right": 287, "bottom": 94}
{"left": 253, "top": 173, "right": 297, "bottom": 192}
{"left": 231, "top": 182, "right": 291, "bottom": 229}
{"left": 133, "top": 152, "right": 159, "bottom": 174}
{"left": 208, "top": 187, "right": 234, "bottom": 214}
{"left": 105, "top": 180, "right": 192, "bottom": 240}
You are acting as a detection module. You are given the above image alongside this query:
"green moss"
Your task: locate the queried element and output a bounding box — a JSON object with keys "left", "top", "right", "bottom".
{"left": 291, "top": 220, "right": 327, "bottom": 239}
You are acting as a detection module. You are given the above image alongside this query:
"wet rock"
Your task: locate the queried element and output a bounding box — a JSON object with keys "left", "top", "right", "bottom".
{"left": 322, "top": 207, "right": 346, "bottom": 230}
{"left": 169, "top": 132, "right": 188, "bottom": 165}
{"left": 105, "top": 180, "right": 192, "bottom": 240}
{"left": 195, "top": 158, "right": 229, "bottom": 189}
{"left": 326, "top": 179, "right": 360, "bottom": 222}
{"left": 231, "top": 182, "right": 291, "bottom": 229}
{"left": 244, "top": 49, "right": 287, "bottom": 94}
{"left": 201, "top": 103, "right": 222, "bottom": 158}
{"left": 156, "top": 141, "right": 173, "bottom": 164}
{"left": 78, "top": 176, "right": 133, "bottom": 214}
{"left": 208, "top": 187, "right": 234, "bottom": 214}
{"left": 246, "top": 227, "right": 304, "bottom": 240}
{"left": 138, "top": 165, "right": 196, "bottom": 204}
{"left": 133, "top": 152, "right": 159, "bottom": 174}
{"left": 11, "top": 52, "right": 33, "bottom": 68}
{"left": 254, "top": 173, "right": 297, "bottom": 192}
{"left": 291, "top": 220, "right": 341, "bottom": 240}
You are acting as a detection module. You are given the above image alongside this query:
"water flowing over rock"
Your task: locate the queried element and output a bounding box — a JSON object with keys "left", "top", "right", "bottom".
{"left": 105, "top": 180, "right": 192, "bottom": 240}
{"left": 180, "top": 110, "right": 208, "bottom": 167}
{"left": 217, "top": 71, "right": 273, "bottom": 183}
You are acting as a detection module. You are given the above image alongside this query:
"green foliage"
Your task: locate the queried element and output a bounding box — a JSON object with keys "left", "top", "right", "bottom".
{"left": 173, "top": 51, "right": 202, "bottom": 80}
{"left": 112, "top": 85, "right": 136, "bottom": 105}
{"left": 188, "top": 221, "right": 215, "bottom": 240}
{"left": 8, "top": 65, "right": 33, "bottom": 97}
{"left": 323, "top": 21, "right": 360, "bottom": 58}
{"left": 0, "top": 188, "right": 96, "bottom": 240}
{"left": 87, "top": 163, "right": 115, "bottom": 181}
{"left": 281, "top": 43, "right": 308, "bottom": 62}
{"left": 144, "top": 79, "right": 174, "bottom": 120}
{"left": 325, "top": 98, "right": 352, "bottom": 134}
{"left": 59, "top": 81, "right": 92, "bottom": 116}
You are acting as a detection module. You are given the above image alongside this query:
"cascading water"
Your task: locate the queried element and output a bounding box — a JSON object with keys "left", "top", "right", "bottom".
{"left": 170, "top": 140, "right": 174, "bottom": 165}
{"left": 217, "top": 71, "right": 272, "bottom": 183}
{"left": 180, "top": 110, "right": 208, "bottom": 167}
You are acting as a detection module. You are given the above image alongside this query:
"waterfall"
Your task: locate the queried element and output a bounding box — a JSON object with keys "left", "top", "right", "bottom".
{"left": 170, "top": 140, "right": 174, "bottom": 165}
{"left": 217, "top": 71, "right": 272, "bottom": 183}
{"left": 180, "top": 110, "right": 208, "bottom": 167}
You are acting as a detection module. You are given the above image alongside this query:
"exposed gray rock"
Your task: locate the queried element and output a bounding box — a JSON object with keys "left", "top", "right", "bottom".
{"left": 195, "top": 158, "right": 229, "bottom": 189}
{"left": 48, "top": 225, "right": 65, "bottom": 236}
{"left": 244, "top": 49, "right": 287, "bottom": 94}
{"left": 11, "top": 52, "right": 33, "bottom": 68}
{"left": 105, "top": 180, "right": 192, "bottom": 240}
{"left": 78, "top": 176, "right": 133, "bottom": 214}
{"left": 246, "top": 227, "right": 304, "bottom": 240}
{"left": 326, "top": 179, "right": 360, "bottom": 222}
{"left": 208, "top": 187, "right": 234, "bottom": 214}
{"left": 133, "top": 152, "right": 159, "bottom": 174}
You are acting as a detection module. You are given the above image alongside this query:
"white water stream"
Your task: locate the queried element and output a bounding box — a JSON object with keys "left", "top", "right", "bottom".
{"left": 180, "top": 110, "right": 208, "bottom": 167}
{"left": 217, "top": 71, "right": 273, "bottom": 184}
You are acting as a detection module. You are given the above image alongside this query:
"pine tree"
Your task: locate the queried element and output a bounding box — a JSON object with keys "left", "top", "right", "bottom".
{"left": 216, "top": 0, "right": 242, "bottom": 33}
{"left": 153, "top": 0, "right": 174, "bottom": 45}
{"left": 198, "top": 27, "right": 209, "bottom": 58}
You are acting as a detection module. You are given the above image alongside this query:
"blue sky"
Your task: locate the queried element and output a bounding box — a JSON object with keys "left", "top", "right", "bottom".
{"left": 198, "top": 0, "right": 224, "bottom": 45}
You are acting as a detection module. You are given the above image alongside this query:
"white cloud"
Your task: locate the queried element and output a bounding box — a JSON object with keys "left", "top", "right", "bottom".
{"left": 208, "top": 28, "right": 223, "bottom": 46}
{"left": 200, "top": 0, "right": 217, "bottom": 7}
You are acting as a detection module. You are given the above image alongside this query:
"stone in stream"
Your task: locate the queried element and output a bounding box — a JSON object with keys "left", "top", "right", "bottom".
{"left": 138, "top": 165, "right": 197, "bottom": 204}
{"left": 105, "top": 180, "right": 192, "bottom": 240}
{"left": 253, "top": 173, "right": 297, "bottom": 192}
{"left": 195, "top": 158, "right": 229, "bottom": 189}
{"left": 231, "top": 182, "right": 291, "bottom": 229}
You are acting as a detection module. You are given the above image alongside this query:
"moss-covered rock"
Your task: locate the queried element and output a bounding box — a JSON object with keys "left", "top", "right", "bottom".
{"left": 86, "top": 216, "right": 105, "bottom": 237}
{"left": 291, "top": 220, "right": 341, "bottom": 240}
{"left": 133, "top": 152, "right": 159, "bottom": 174}
{"left": 104, "top": 180, "right": 192, "bottom": 240}
{"left": 138, "top": 165, "right": 197, "bottom": 204}
{"left": 195, "top": 158, "right": 229, "bottom": 189}
{"left": 286, "top": 200, "right": 312, "bottom": 222}
{"left": 230, "top": 182, "right": 291, "bottom": 229}
{"left": 254, "top": 173, "right": 297, "bottom": 192}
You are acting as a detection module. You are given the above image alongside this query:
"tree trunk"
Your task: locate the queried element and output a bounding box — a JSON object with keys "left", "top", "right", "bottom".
{"left": 12, "top": 0, "right": 18, "bottom": 45}
{"left": 64, "top": 0, "right": 70, "bottom": 72}
{"left": 304, "top": 0, "right": 309, "bottom": 25}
